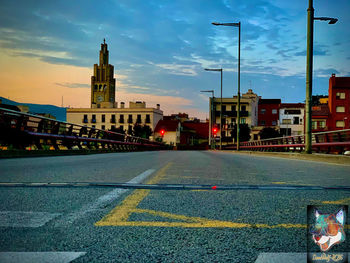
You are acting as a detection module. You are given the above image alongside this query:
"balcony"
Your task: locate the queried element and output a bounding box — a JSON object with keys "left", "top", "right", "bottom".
{"left": 214, "top": 110, "right": 249, "bottom": 117}
{"left": 82, "top": 119, "right": 88, "bottom": 123}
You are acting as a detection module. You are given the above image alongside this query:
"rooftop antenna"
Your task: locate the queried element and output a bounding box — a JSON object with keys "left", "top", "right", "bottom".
{"left": 103, "top": 38, "right": 106, "bottom": 44}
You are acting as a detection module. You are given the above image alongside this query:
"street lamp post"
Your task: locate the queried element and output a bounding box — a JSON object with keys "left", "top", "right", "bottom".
{"left": 205, "top": 68, "right": 223, "bottom": 150}
{"left": 305, "top": 0, "right": 338, "bottom": 154}
{"left": 200, "top": 90, "right": 215, "bottom": 148}
{"left": 212, "top": 21, "right": 241, "bottom": 150}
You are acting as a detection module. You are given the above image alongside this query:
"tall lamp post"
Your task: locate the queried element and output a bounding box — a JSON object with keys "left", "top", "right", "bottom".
{"left": 200, "top": 90, "right": 215, "bottom": 149}
{"left": 305, "top": 0, "right": 337, "bottom": 154}
{"left": 212, "top": 21, "right": 241, "bottom": 150}
{"left": 204, "top": 68, "right": 223, "bottom": 150}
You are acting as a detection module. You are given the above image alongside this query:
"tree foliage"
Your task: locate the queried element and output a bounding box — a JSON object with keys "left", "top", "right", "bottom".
{"left": 259, "top": 127, "right": 281, "bottom": 140}
{"left": 230, "top": 123, "right": 251, "bottom": 142}
{"left": 133, "top": 124, "right": 153, "bottom": 139}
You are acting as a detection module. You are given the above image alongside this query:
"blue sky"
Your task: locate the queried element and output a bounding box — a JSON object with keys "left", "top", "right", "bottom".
{"left": 0, "top": 0, "right": 349, "bottom": 119}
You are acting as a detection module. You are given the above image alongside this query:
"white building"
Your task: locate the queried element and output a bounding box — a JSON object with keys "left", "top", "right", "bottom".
{"left": 279, "top": 103, "right": 305, "bottom": 136}
{"left": 67, "top": 101, "right": 163, "bottom": 134}
{"left": 209, "top": 89, "right": 259, "bottom": 141}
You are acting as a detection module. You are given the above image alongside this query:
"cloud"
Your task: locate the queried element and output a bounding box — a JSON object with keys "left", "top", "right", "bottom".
{"left": 314, "top": 68, "right": 340, "bottom": 77}
{"left": 294, "top": 45, "right": 330, "bottom": 57}
{"left": 55, "top": 82, "right": 90, "bottom": 88}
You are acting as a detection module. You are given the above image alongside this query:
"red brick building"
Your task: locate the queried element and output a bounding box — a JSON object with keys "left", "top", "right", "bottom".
{"left": 312, "top": 104, "right": 330, "bottom": 132}
{"left": 328, "top": 74, "right": 350, "bottom": 130}
{"left": 258, "top": 99, "right": 281, "bottom": 127}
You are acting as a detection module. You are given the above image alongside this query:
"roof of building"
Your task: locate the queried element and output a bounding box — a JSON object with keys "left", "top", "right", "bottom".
{"left": 182, "top": 122, "right": 209, "bottom": 138}
{"left": 280, "top": 103, "right": 305, "bottom": 108}
{"left": 154, "top": 120, "right": 180, "bottom": 132}
{"left": 312, "top": 104, "right": 330, "bottom": 116}
{"left": 330, "top": 74, "right": 350, "bottom": 88}
{"left": 258, "top": 99, "right": 281, "bottom": 104}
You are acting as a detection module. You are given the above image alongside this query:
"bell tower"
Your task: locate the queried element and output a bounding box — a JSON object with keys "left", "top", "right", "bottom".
{"left": 91, "top": 39, "right": 116, "bottom": 108}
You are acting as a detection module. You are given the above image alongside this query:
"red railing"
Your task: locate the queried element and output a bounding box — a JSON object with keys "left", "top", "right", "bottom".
{"left": 223, "top": 129, "right": 350, "bottom": 154}
{"left": 0, "top": 107, "right": 167, "bottom": 151}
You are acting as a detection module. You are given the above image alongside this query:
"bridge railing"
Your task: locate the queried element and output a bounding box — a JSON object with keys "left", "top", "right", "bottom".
{"left": 0, "top": 107, "right": 166, "bottom": 151}
{"left": 222, "top": 129, "right": 350, "bottom": 154}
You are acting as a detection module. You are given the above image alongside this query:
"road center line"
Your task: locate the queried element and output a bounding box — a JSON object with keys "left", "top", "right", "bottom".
{"left": 95, "top": 162, "right": 172, "bottom": 226}
{"left": 54, "top": 169, "right": 155, "bottom": 227}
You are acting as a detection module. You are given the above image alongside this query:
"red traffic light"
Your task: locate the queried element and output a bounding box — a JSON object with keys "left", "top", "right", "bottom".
{"left": 212, "top": 127, "right": 218, "bottom": 134}
{"left": 160, "top": 129, "right": 165, "bottom": 136}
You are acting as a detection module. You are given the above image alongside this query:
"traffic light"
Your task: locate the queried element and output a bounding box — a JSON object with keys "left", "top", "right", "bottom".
{"left": 212, "top": 127, "right": 218, "bottom": 137}
{"left": 160, "top": 129, "right": 165, "bottom": 137}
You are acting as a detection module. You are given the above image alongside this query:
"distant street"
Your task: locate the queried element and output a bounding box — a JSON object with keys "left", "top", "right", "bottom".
{"left": 0, "top": 151, "right": 349, "bottom": 262}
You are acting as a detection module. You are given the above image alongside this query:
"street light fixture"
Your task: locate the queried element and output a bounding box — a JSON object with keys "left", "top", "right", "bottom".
{"left": 212, "top": 21, "right": 241, "bottom": 151}
{"left": 200, "top": 90, "right": 215, "bottom": 148}
{"left": 204, "top": 68, "right": 223, "bottom": 150}
{"left": 305, "top": 0, "right": 338, "bottom": 154}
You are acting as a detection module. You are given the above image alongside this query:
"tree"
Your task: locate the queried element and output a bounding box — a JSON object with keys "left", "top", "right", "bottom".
{"left": 132, "top": 124, "right": 153, "bottom": 139}
{"left": 259, "top": 127, "right": 281, "bottom": 140}
{"left": 230, "top": 123, "right": 251, "bottom": 142}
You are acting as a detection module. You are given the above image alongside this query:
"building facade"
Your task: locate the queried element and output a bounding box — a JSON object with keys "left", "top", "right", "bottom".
{"left": 209, "top": 89, "right": 259, "bottom": 141}
{"left": 328, "top": 74, "right": 350, "bottom": 130}
{"left": 67, "top": 101, "right": 163, "bottom": 133}
{"left": 279, "top": 103, "right": 305, "bottom": 136}
{"left": 257, "top": 99, "right": 281, "bottom": 127}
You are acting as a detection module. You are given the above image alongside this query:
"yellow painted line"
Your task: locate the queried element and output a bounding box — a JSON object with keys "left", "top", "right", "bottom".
{"left": 96, "top": 162, "right": 350, "bottom": 229}
{"left": 95, "top": 162, "right": 172, "bottom": 226}
{"left": 191, "top": 190, "right": 210, "bottom": 192}
{"left": 321, "top": 197, "right": 350, "bottom": 204}
{"left": 272, "top": 182, "right": 287, "bottom": 185}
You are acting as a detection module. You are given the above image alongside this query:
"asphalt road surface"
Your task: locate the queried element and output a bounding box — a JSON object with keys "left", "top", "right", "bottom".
{"left": 0, "top": 151, "right": 349, "bottom": 262}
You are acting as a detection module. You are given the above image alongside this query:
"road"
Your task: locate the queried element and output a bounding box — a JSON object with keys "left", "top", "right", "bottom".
{"left": 0, "top": 151, "right": 349, "bottom": 262}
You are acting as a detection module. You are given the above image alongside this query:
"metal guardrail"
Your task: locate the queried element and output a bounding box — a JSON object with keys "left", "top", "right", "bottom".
{"left": 223, "top": 129, "right": 350, "bottom": 154}
{"left": 0, "top": 107, "right": 166, "bottom": 151}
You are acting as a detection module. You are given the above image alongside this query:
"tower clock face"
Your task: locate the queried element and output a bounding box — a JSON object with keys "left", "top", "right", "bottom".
{"left": 97, "top": 95, "right": 103, "bottom": 102}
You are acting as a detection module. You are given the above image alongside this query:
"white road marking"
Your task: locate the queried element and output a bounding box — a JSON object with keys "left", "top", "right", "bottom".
{"left": 54, "top": 169, "right": 155, "bottom": 226}
{"left": 0, "top": 252, "right": 86, "bottom": 263}
{"left": 0, "top": 211, "right": 61, "bottom": 227}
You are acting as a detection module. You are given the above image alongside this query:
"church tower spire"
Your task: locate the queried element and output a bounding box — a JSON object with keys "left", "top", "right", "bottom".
{"left": 91, "top": 39, "right": 116, "bottom": 108}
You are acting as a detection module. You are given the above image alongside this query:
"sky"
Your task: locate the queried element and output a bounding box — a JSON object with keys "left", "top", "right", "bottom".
{"left": 0, "top": 0, "right": 349, "bottom": 120}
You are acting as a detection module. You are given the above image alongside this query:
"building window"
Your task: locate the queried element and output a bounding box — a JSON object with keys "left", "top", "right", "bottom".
{"left": 92, "top": 125, "right": 96, "bottom": 128}
{"left": 336, "top": 92, "right": 345, "bottom": 99}
{"left": 254, "top": 134, "right": 258, "bottom": 140}
{"left": 111, "top": 114, "right": 116, "bottom": 123}
{"left": 83, "top": 114, "right": 88, "bottom": 123}
{"left": 145, "top": 114, "right": 151, "bottom": 123}
{"left": 319, "top": 121, "right": 326, "bottom": 128}
{"left": 293, "top": 117, "right": 299, "bottom": 125}
{"left": 336, "top": 121, "right": 345, "bottom": 128}
{"left": 222, "top": 105, "right": 226, "bottom": 112}
{"left": 128, "top": 125, "right": 133, "bottom": 134}
{"left": 285, "top": 109, "right": 301, "bottom": 114}
{"left": 240, "top": 118, "right": 246, "bottom": 124}
{"left": 282, "top": 119, "right": 291, "bottom": 124}
{"left": 260, "top": 120, "right": 266, "bottom": 126}
{"left": 91, "top": 114, "right": 96, "bottom": 123}
{"left": 260, "top": 109, "right": 266, "bottom": 114}
{"left": 312, "top": 121, "right": 317, "bottom": 130}
{"left": 119, "top": 125, "right": 124, "bottom": 131}
{"left": 101, "top": 125, "right": 105, "bottom": 130}
{"left": 111, "top": 125, "right": 116, "bottom": 130}
{"left": 272, "top": 120, "right": 277, "bottom": 126}
{"left": 119, "top": 114, "right": 124, "bottom": 123}
{"left": 272, "top": 109, "right": 277, "bottom": 114}
{"left": 336, "top": 106, "right": 345, "bottom": 113}
{"left": 231, "top": 105, "right": 236, "bottom": 111}
{"left": 128, "top": 115, "right": 133, "bottom": 123}
{"left": 136, "top": 114, "right": 142, "bottom": 123}
{"left": 241, "top": 105, "right": 246, "bottom": 111}
{"left": 102, "top": 114, "right": 105, "bottom": 123}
